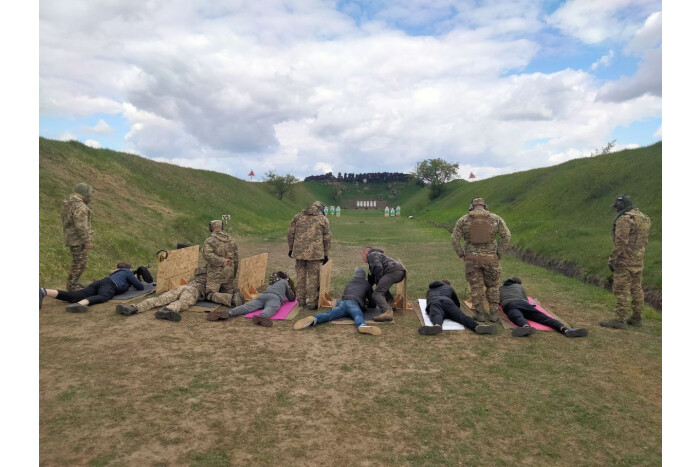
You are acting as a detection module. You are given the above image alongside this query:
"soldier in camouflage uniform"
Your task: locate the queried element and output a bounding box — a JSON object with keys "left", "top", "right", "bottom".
{"left": 451, "top": 197, "right": 511, "bottom": 322}
{"left": 600, "top": 195, "right": 651, "bottom": 330}
{"left": 116, "top": 267, "right": 207, "bottom": 321}
{"left": 287, "top": 201, "right": 331, "bottom": 310}
{"left": 202, "top": 220, "right": 239, "bottom": 303}
{"left": 61, "top": 183, "right": 94, "bottom": 291}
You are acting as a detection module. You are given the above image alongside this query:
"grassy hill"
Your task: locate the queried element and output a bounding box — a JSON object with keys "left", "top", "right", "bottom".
{"left": 39, "top": 138, "right": 317, "bottom": 285}
{"left": 400, "top": 142, "right": 662, "bottom": 304}
{"left": 40, "top": 138, "right": 661, "bottom": 308}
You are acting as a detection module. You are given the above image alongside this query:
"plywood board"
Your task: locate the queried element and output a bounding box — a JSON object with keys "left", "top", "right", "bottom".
{"left": 317, "top": 259, "right": 333, "bottom": 308}
{"left": 238, "top": 253, "right": 268, "bottom": 293}
{"left": 394, "top": 258, "right": 412, "bottom": 310}
{"left": 155, "top": 245, "right": 200, "bottom": 293}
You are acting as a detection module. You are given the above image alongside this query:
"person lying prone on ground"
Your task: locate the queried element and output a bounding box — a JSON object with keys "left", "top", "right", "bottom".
{"left": 418, "top": 279, "right": 499, "bottom": 336}
{"left": 40, "top": 262, "right": 144, "bottom": 313}
{"left": 499, "top": 277, "right": 588, "bottom": 338}
{"left": 207, "top": 271, "right": 296, "bottom": 327}
{"left": 294, "top": 266, "right": 381, "bottom": 335}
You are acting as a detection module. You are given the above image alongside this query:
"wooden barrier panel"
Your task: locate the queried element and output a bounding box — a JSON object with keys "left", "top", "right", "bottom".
{"left": 317, "top": 259, "right": 333, "bottom": 308}
{"left": 394, "top": 258, "right": 412, "bottom": 310}
{"left": 238, "top": 253, "right": 268, "bottom": 301}
{"left": 155, "top": 245, "right": 200, "bottom": 293}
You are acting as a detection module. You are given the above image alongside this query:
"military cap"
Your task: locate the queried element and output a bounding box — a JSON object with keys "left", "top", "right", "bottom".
{"left": 210, "top": 220, "right": 223, "bottom": 229}
{"left": 312, "top": 200, "right": 326, "bottom": 212}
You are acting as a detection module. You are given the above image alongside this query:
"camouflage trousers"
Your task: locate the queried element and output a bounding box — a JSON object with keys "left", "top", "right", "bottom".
{"left": 66, "top": 245, "right": 89, "bottom": 291}
{"left": 206, "top": 267, "right": 235, "bottom": 296}
{"left": 612, "top": 266, "right": 644, "bottom": 320}
{"left": 464, "top": 254, "right": 501, "bottom": 312}
{"left": 295, "top": 259, "right": 322, "bottom": 307}
{"left": 136, "top": 285, "right": 199, "bottom": 313}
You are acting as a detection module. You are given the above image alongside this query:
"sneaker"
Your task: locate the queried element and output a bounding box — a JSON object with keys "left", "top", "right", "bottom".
{"left": 626, "top": 317, "right": 642, "bottom": 327}
{"left": 155, "top": 309, "right": 182, "bottom": 322}
{"left": 40, "top": 288, "right": 46, "bottom": 309}
{"left": 116, "top": 304, "right": 138, "bottom": 316}
{"left": 564, "top": 328, "right": 588, "bottom": 337}
{"left": 66, "top": 303, "right": 89, "bottom": 313}
{"left": 475, "top": 324, "right": 499, "bottom": 335}
{"left": 512, "top": 326, "right": 536, "bottom": 337}
{"left": 600, "top": 319, "right": 627, "bottom": 330}
{"left": 293, "top": 316, "right": 316, "bottom": 330}
{"left": 358, "top": 324, "right": 381, "bottom": 336}
{"left": 418, "top": 324, "right": 442, "bottom": 336}
{"left": 252, "top": 315, "right": 273, "bottom": 327}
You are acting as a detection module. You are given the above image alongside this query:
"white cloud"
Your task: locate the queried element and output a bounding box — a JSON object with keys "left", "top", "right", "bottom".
{"left": 84, "top": 139, "right": 101, "bottom": 148}
{"left": 591, "top": 50, "right": 615, "bottom": 70}
{"left": 81, "top": 119, "right": 113, "bottom": 134}
{"left": 39, "top": 0, "right": 662, "bottom": 178}
{"left": 654, "top": 125, "right": 661, "bottom": 139}
{"left": 626, "top": 11, "right": 661, "bottom": 55}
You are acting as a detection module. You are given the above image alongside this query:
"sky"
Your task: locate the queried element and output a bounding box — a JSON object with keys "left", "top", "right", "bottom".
{"left": 38, "top": 0, "right": 662, "bottom": 181}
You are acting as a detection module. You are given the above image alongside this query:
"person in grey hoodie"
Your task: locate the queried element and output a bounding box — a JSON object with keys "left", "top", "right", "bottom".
{"left": 206, "top": 271, "right": 296, "bottom": 327}
{"left": 418, "top": 279, "right": 499, "bottom": 336}
{"left": 499, "top": 277, "right": 588, "bottom": 338}
{"left": 294, "top": 267, "right": 381, "bottom": 335}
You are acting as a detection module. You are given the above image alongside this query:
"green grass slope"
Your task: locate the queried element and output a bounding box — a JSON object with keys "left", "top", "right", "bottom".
{"left": 401, "top": 142, "right": 662, "bottom": 295}
{"left": 39, "top": 138, "right": 317, "bottom": 285}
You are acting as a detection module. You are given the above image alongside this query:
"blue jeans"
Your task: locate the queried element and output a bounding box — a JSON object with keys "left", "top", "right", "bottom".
{"left": 314, "top": 300, "right": 366, "bottom": 327}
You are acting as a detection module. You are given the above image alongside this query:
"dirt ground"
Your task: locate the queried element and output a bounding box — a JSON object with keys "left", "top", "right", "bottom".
{"left": 40, "top": 230, "right": 662, "bottom": 466}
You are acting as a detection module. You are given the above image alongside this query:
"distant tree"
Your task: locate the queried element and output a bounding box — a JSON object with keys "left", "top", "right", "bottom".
{"left": 589, "top": 140, "right": 617, "bottom": 157}
{"left": 264, "top": 171, "right": 299, "bottom": 200}
{"left": 412, "top": 158, "right": 459, "bottom": 199}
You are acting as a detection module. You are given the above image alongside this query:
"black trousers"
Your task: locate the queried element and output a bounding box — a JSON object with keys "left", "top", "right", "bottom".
{"left": 428, "top": 297, "right": 478, "bottom": 331}
{"left": 504, "top": 300, "right": 565, "bottom": 332}
{"left": 56, "top": 278, "right": 117, "bottom": 306}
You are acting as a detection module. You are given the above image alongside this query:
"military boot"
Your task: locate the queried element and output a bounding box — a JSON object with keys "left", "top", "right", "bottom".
{"left": 626, "top": 315, "right": 642, "bottom": 327}
{"left": 488, "top": 309, "right": 500, "bottom": 322}
{"left": 374, "top": 309, "right": 394, "bottom": 322}
{"left": 232, "top": 291, "right": 245, "bottom": 307}
{"left": 474, "top": 309, "right": 486, "bottom": 322}
{"left": 155, "top": 309, "right": 182, "bottom": 322}
{"left": 116, "top": 304, "right": 138, "bottom": 316}
{"left": 599, "top": 319, "right": 627, "bottom": 330}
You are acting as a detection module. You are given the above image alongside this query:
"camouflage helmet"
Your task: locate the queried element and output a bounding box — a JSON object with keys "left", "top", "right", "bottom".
{"left": 312, "top": 200, "right": 326, "bottom": 213}
{"left": 74, "top": 182, "right": 93, "bottom": 199}
{"left": 611, "top": 194, "right": 635, "bottom": 212}
{"left": 209, "top": 220, "right": 223, "bottom": 231}
{"left": 469, "top": 197, "right": 488, "bottom": 211}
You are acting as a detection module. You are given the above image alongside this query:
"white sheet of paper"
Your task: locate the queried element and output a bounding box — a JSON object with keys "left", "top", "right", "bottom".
{"left": 418, "top": 299, "right": 465, "bottom": 331}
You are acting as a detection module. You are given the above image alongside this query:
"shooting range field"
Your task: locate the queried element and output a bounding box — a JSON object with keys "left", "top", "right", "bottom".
{"left": 39, "top": 209, "right": 661, "bottom": 465}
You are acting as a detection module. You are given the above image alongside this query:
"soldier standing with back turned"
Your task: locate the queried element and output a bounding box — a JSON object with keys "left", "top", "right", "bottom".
{"left": 61, "top": 183, "right": 94, "bottom": 291}
{"left": 287, "top": 201, "right": 332, "bottom": 310}
{"left": 451, "top": 197, "right": 511, "bottom": 322}
{"left": 202, "top": 220, "right": 239, "bottom": 305}
{"left": 600, "top": 194, "right": 651, "bottom": 330}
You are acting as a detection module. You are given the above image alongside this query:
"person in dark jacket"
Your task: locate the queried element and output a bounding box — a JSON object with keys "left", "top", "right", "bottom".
{"left": 294, "top": 267, "right": 381, "bottom": 335}
{"left": 499, "top": 277, "right": 588, "bottom": 337}
{"left": 39, "top": 262, "right": 144, "bottom": 313}
{"left": 363, "top": 246, "right": 406, "bottom": 322}
{"left": 207, "top": 271, "right": 296, "bottom": 327}
{"left": 419, "top": 279, "right": 499, "bottom": 335}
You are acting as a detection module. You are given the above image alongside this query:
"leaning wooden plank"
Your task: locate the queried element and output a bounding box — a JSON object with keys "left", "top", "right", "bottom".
{"left": 155, "top": 245, "right": 199, "bottom": 294}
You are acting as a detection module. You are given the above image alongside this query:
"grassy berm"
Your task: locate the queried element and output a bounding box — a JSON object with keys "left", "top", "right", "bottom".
{"left": 39, "top": 139, "right": 661, "bottom": 465}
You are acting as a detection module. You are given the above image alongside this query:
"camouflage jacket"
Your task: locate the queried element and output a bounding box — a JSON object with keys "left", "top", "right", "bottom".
{"left": 287, "top": 206, "right": 332, "bottom": 260}
{"left": 451, "top": 209, "right": 511, "bottom": 258}
{"left": 202, "top": 230, "right": 239, "bottom": 277}
{"left": 61, "top": 193, "right": 93, "bottom": 246}
{"left": 609, "top": 209, "right": 651, "bottom": 268}
{"left": 366, "top": 248, "right": 405, "bottom": 284}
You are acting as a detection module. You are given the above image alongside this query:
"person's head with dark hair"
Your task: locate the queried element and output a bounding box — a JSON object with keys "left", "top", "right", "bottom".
{"left": 362, "top": 246, "right": 373, "bottom": 262}
{"left": 268, "top": 271, "right": 289, "bottom": 285}
{"left": 117, "top": 261, "right": 131, "bottom": 269}
{"left": 510, "top": 276, "right": 522, "bottom": 284}
{"left": 442, "top": 279, "right": 451, "bottom": 286}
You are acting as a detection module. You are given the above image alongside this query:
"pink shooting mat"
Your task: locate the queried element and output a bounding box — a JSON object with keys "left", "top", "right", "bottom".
{"left": 498, "top": 297, "right": 560, "bottom": 331}
{"left": 245, "top": 300, "right": 298, "bottom": 320}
